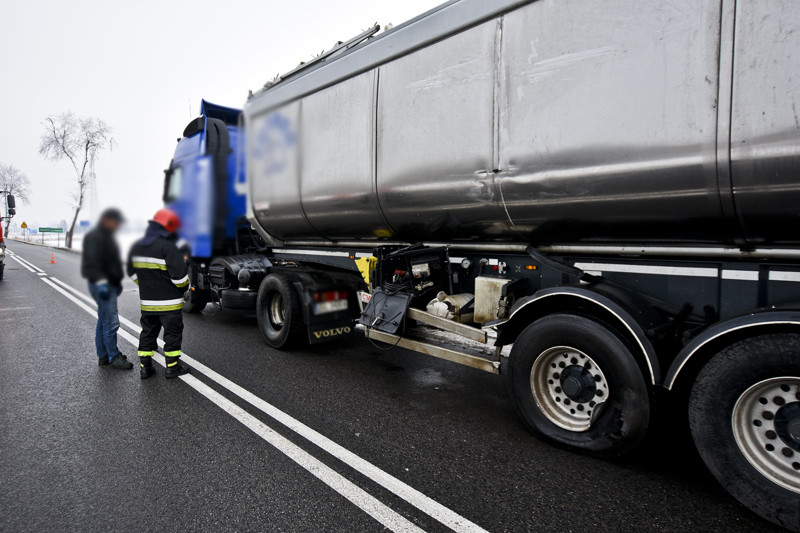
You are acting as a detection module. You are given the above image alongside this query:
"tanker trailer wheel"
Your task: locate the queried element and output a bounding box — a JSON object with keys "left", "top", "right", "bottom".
{"left": 507, "top": 314, "right": 650, "bottom": 457}
{"left": 256, "top": 273, "right": 305, "bottom": 350}
{"left": 689, "top": 334, "right": 800, "bottom": 532}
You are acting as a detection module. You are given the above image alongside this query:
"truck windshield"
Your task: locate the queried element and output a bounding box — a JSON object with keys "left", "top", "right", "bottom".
{"left": 164, "top": 166, "right": 183, "bottom": 203}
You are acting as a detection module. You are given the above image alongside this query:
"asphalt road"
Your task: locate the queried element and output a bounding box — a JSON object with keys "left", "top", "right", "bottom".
{"left": 0, "top": 240, "right": 784, "bottom": 532}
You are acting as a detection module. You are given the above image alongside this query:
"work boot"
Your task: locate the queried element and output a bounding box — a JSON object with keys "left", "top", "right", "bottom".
{"left": 99, "top": 354, "right": 126, "bottom": 366}
{"left": 164, "top": 356, "right": 190, "bottom": 380}
{"left": 139, "top": 357, "right": 155, "bottom": 380}
{"left": 109, "top": 355, "right": 133, "bottom": 370}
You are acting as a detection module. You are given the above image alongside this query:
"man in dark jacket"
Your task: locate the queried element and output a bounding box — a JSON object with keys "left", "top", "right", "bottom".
{"left": 81, "top": 208, "right": 133, "bottom": 370}
{"left": 127, "top": 208, "right": 190, "bottom": 380}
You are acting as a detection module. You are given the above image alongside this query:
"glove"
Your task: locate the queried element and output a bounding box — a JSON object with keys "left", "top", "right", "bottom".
{"left": 97, "top": 283, "right": 111, "bottom": 301}
{"left": 115, "top": 284, "right": 123, "bottom": 296}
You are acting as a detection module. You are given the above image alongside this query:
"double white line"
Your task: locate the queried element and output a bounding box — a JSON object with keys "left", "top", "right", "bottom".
{"left": 8, "top": 251, "right": 48, "bottom": 276}
{"left": 17, "top": 249, "right": 487, "bottom": 533}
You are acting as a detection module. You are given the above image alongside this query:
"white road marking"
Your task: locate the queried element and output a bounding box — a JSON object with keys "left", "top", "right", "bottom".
{"left": 11, "top": 253, "right": 45, "bottom": 273}
{"left": 185, "top": 376, "right": 426, "bottom": 533}
{"left": 8, "top": 254, "right": 37, "bottom": 273}
{"left": 42, "top": 275, "right": 424, "bottom": 532}
{"left": 42, "top": 272, "right": 487, "bottom": 533}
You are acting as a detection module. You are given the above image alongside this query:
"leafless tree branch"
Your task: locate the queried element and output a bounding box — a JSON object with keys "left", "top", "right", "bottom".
{"left": 39, "top": 113, "right": 114, "bottom": 248}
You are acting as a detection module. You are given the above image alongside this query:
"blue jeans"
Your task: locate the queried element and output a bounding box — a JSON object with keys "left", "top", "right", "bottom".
{"left": 88, "top": 283, "right": 123, "bottom": 361}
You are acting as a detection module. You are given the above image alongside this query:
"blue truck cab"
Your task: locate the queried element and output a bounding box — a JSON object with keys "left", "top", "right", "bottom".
{"left": 164, "top": 100, "right": 251, "bottom": 311}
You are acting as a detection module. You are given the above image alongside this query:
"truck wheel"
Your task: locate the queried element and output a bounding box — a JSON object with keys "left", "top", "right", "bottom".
{"left": 0, "top": 263, "right": 4, "bottom": 281}
{"left": 256, "top": 274, "right": 304, "bottom": 349}
{"left": 507, "top": 314, "right": 650, "bottom": 457}
{"left": 183, "top": 290, "right": 209, "bottom": 314}
{"left": 689, "top": 334, "right": 800, "bottom": 532}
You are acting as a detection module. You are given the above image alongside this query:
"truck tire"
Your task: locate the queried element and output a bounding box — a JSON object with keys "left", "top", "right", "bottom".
{"left": 219, "top": 289, "right": 257, "bottom": 310}
{"left": 689, "top": 334, "right": 800, "bottom": 532}
{"left": 0, "top": 263, "right": 4, "bottom": 281}
{"left": 507, "top": 314, "right": 650, "bottom": 457}
{"left": 183, "top": 289, "right": 209, "bottom": 314}
{"left": 256, "top": 274, "right": 305, "bottom": 349}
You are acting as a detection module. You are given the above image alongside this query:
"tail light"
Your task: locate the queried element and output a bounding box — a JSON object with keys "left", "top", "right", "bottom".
{"left": 313, "top": 290, "right": 349, "bottom": 314}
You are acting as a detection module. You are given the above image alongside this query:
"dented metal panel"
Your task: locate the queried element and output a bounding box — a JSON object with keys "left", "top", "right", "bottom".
{"left": 247, "top": 0, "right": 800, "bottom": 249}
{"left": 497, "top": 0, "right": 725, "bottom": 244}
{"left": 377, "top": 19, "right": 508, "bottom": 242}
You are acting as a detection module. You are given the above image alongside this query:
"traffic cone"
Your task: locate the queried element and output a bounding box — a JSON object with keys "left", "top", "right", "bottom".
{"left": 49, "top": 253, "right": 56, "bottom": 264}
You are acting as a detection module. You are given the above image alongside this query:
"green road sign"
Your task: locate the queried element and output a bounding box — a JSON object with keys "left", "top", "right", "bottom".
{"left": 38, "top": 227, "right": 64, "bottom": 233}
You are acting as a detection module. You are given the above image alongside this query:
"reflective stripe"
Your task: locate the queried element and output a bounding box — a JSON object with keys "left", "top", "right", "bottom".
{"left": 141, "top": 304, "right": 184, "bottom": 312}
{"left": 141, "top": 298, "right": 184, "bottom": 306}
{"left": 573, "top": 262, "right": 719, "bottom": 278}
{"left": 95, "top": 278, "right": 108, "bottom": 285}
{"left": 138, "top": 351, "right": 154, "bottom": 357}
{"left": 167, "top": 361, "right": 178, "bottom": 367}
{"left": 132, "top": 256, "right": 166, "bottom": 265}
{"left": 164, "top": 350, "right": 181, "bottom": 357}
{"left": 133, "top": 262, "right": 167, "bottom": 270}
{"left": 172, "top": 274, "right": 190, "bottom": 288}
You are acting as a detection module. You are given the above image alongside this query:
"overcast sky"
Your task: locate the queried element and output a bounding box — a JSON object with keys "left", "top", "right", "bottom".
{"left": 0, "top": 0, "right": 442, "bottom": 230}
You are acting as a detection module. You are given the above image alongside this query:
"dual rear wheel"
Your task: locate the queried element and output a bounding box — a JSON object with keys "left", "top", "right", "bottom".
{"left": 509, "top": 316, "right": 799, "bottom": 531}
{"left": 689, "top": 334, "right": 800, "bottom": 532}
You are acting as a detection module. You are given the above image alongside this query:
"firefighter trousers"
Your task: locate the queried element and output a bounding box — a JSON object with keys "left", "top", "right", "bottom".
{"left": 137, "top": 312, "right": 183, "bottom": 358}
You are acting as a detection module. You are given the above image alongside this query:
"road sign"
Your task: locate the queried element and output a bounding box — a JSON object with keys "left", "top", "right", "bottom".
{"left": 38, "top": 227, "right": 63, "bottom": 233}
{"left": 20, "top": 221, "right": 28, "bottom": 229}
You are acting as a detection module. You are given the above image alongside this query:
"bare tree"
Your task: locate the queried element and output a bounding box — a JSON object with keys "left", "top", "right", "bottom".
{"left": 39, "top": 113, "right": 114, "bottom": 248}
{"left": 0, "top": 163, "right": 32, "bottom": 237}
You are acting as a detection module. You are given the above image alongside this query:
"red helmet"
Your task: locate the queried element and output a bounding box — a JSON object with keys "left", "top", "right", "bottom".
{"left": 152, "top": 208, "right": 181, "bottom": 233}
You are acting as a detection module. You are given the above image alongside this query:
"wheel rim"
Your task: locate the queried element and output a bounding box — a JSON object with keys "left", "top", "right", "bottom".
{"left": 733, "top": 376, "right": 800, "bottom": 494}
{"left": 269, "top": 292, "right": 285, "bottom": 329}
{"left": 530, "top": 346, "right": 609, "bottom": 432}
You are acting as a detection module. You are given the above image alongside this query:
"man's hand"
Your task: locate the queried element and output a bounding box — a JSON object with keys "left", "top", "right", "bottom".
{"left": 97, "top": 283, "right": 111, "bottom": 301}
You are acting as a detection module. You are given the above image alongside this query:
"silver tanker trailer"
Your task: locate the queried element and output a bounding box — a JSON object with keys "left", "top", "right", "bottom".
{"left": 178, "top": 0, "right": 800, "bottom": 529}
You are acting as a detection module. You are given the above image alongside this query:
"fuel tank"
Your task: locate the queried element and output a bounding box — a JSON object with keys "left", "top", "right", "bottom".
{"left": 245, "top": 0, "right": 800, "bottom": 248}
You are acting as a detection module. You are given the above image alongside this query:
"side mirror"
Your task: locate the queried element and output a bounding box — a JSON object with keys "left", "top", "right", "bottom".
{"left": 6, "top": 194, "right": 16, "bottom": 209}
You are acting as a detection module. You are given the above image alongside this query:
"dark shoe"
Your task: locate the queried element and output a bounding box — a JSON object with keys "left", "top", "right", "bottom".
{"left": 99, "top": 354, "right": 126, "bottom": 366}
{"left": 139, "top": 358, "right": 155, "bottom": 380}
{"left": 109, "top": 356, "right": 134, "bottom": 370}
{"left": 164, "top": 356, "right": 190, "bottom": 380}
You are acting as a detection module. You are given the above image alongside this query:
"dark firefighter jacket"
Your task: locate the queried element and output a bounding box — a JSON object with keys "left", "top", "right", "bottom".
{"left": 127, "top": 222, "right": 189, "bottom": 314}
{"left": 81, "top": 225, "right": 124, "bottom": 288}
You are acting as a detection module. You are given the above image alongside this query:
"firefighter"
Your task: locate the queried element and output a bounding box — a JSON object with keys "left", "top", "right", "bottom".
{"left": 127, "top": 208, "right": 190, "bottom": 380}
